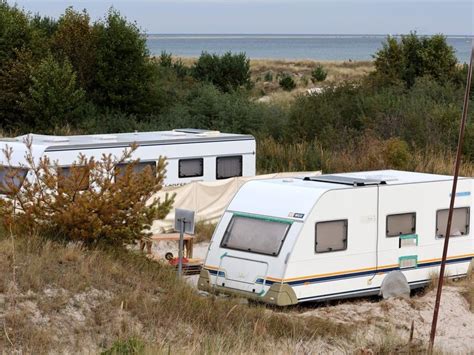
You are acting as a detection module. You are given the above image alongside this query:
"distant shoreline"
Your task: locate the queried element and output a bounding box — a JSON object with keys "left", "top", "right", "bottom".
{"left": 146, "top": 34, "right": 472, "bottom": 63}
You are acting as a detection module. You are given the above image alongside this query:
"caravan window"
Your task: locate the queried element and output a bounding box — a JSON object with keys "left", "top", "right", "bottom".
{"left": 386, "top": 213, "right": 416, "bottom": 237}
{"left": 315, "top": 220, "right": 348, "bottom": 253}
{"left": 115, "top": 162, "right": 157, "bottom": 181}
{"left": 436, "top": 207, "right": 470, "bottom": 238}
{"left": 0, "top": 166, "right": 28, "bottom": 194}
{"left": 216, "top": 156, "right": 242, "bottom": 179}
{"left": 58, "top": 166, "right": 90, "bottom": 190}
{"left": 179, "top": 158, "right": 203, "bottom": 178}
{"left": 220, "top": 214, "right": 291, "bottom": 256}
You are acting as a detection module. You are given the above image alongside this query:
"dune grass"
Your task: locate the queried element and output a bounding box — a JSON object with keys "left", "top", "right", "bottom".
{"left": 0, "top": 232, "right": 351, "bottom": 353}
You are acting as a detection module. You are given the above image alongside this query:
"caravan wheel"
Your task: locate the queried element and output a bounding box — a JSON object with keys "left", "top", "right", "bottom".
{"left": 380, "top": 271, "right": 411, "bottom": 299}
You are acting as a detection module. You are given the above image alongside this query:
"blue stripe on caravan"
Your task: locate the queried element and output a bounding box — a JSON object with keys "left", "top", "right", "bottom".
{"left": 298, "top": 279, "right": 432, "bottom": 302}
{"left": 206, "top": 255, "right": 473, "bottom": 287}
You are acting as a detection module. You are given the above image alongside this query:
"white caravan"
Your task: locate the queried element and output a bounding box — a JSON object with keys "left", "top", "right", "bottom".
{"left": 198, "top": 170, "right": 474, "bottom": 306}
{"left": 0, "top": 129, "right": 256, "bottom": 193}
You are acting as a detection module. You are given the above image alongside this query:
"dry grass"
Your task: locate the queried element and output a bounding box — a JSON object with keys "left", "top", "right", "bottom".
{"left": 461, "top": 266, "right": 474, "bottom": 312}
{"left": 257, "top": 135, "right": 474, "bottom": 176}
{"left": 0, "top": 232, "right": 352, "bottom": 353}
{"left": 194, "top": 221, "right": 217, "bottom": 243}
{"left": 169, "top": 56, "right": 373, "bottom": 102}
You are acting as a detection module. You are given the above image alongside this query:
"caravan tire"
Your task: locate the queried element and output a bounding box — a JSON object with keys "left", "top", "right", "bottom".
{"left": 380, "top": 271, "right": 411, "bottom": 299}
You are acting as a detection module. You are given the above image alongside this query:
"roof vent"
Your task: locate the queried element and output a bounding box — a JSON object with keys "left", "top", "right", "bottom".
{"left": 163, "top": 131, "right": 187, "bottom": 136}
{"left": 97, "top": 135, "right": 117, "bottom": 140}
{"left": 174, "top": 128, "right": 220, "bottom": 136}
{"left": 303, "top": 175, "right": 387, "bottom": 186}
{"left": 43, "top": 136, "right": 69, "bottom": 143}
{"left": 196, "top": 130, "right": 220, "bottom": 137}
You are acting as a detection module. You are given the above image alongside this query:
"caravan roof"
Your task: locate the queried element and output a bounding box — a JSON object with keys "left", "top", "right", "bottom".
{"left": 0, "top": 129, "right": 255, "bottom": 167}
{"left": 227, "top": 170, "right": 467, "bottom": 222}
{"left": 4, "top": 129, "right": 253, "bottom": 151}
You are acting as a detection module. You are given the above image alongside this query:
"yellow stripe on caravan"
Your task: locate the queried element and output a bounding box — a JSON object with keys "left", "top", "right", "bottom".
{"left": 418, "top": 253, "right": 474, "bottom": 265}
{"left": 205, "top": 253, "right": 474, "bottom": 283}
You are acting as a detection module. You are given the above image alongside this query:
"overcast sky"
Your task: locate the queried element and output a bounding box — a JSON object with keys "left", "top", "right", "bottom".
{"left": 10, "top": 0, "right": 474, "bottom": 35}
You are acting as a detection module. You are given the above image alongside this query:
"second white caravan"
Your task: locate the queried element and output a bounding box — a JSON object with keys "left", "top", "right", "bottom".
{"left": 0, "top": 129, "right": 256, "bottom": 193}
{"left": 198, "top": 170, "right": 474, "bottom": 306}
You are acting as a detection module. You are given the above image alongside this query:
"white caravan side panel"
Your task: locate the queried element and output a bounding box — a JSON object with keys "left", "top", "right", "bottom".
{"left": 42, "top": 139, "right": 256, "bottom": 185}
{"left": 375, "top": 179, "right": 474, "bottom": 288}
{"left": 284, "top": 187, "right": 379, "bottom": 302}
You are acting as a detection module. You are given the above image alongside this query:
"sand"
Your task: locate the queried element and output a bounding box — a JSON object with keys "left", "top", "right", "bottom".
{"left": 300, "top": 286, "right": 473, "bottom": 353}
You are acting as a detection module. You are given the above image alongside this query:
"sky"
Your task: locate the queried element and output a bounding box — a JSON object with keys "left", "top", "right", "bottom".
{"left": 10, "top": 0, "right": 474, "bottom": 35}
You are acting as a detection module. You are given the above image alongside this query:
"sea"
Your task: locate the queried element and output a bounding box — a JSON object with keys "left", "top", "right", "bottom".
{"left": 146, "top": 34, "right": 473, "bottom": 63}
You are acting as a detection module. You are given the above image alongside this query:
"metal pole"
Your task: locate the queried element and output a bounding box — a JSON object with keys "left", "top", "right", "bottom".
{"left": 428, "top": 41, "right": 474, "bottom": 353}
{"left": 178, "top": 218, "right": 185, "bottom": 278}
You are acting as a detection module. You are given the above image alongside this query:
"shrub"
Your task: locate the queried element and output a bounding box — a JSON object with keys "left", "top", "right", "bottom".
{"left": 300, "top": 75, "right": 309, "bottom": 86}
{"left": 373, "top": 33, "right": 458, "bottom": 87}
{"left": 0, "top": 141, "right": 174, "bottom": 248}
{"left": 383, "top": 137, "right": 411, "bottom": 169}
{"left": 19, "top": 55, "right": 86, "bottom": 131}
{"left": 158, "top": 50, "right": 172, "bottom": 68}
{"left": 311, "top": 64, "right": 328, "bottom": 82}
{"left": 279, "top": 75, "right": 296, "bottom": 91}
{"left": 192, "top": 51, "right": 251, "bottom": 92}
{"left": 102, "top": 338, "right": 145, "bottom": 355}
{"left": 263, "top": 71, "right": 273, "bottom": 82}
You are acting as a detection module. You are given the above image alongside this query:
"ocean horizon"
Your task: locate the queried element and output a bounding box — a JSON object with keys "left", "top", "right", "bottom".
{"left": 146, "top": 34, "right": 473, "bottom": 62}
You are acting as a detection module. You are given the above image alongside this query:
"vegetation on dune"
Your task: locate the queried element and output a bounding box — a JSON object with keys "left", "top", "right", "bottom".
{"left": 0, "top": 232, "right": 351, "bottom": 353}
{"left": 1, "top": 2, "right": 474, "bottom": 352}
{"left": 0, "top": 142, "right": 174, "bottom": 248}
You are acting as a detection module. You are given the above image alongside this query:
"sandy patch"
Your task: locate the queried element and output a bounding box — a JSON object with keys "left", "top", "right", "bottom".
{"left": 299, "top": 286, "right": 473, "bottom": 353}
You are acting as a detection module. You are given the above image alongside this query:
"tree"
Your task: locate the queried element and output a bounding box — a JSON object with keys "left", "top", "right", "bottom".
{"left": 91, "top": 9, "right": 154, "bottom": 113}
{"left": 192, "top": 51, "right": 251, "bottom": 92}
{"left": 0, "top": 141, "right": 174, "bottom": 248}
{"left": 0, "top": 1, "right": 32, "bottom": 68}
{"left": 0, "top": 49, "right": 35, "bottom": 128}
{"left": 19, "top": 55, "right": 86, "bottom": 130}
{"left": 373, "top": 33, "right": 458, "bottom": 87}
{"left": 52, "top": 7, "right": 97, "bottom": 90}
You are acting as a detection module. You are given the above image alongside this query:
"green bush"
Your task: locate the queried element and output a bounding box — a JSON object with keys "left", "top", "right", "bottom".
{"left": 311, "top": 64, "right": 328, "bottom": 82}
{"left": 373, "top": 33, "right": 458, "bottom": 87}
{"left": 101, "top": 337, "right": 145, "bottom": 355}
{"left": 19, "top": 55, "right": 87, "bottom": 131}
{"left": 192, "top": 51, "right": 251, "bottom": 92}
{"left": 279, "top": 75, "right": 296, "bottom": 91}
{"left": 158, "top": 50, "right": 172, "bottom": 68}
{"left": 264, "top": 71, "right": 273, "bottom": 82}
{"left": 383, "top": 138, "right": 411, "bottom": 169}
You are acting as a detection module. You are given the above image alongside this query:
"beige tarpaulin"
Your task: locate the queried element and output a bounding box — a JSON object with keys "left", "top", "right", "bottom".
{"left": 151, "top": 171, "right": 321, "bottom": 233}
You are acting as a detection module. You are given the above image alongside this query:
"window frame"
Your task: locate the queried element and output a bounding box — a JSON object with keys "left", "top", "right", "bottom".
{"left": 216, "top": 155, "right": 243, "bottom": 180}
{"left": 315, "top": 219, "right": 348, "bottom": 254}
{"left": 219, "top": 213, "right": 292, "bottom": 257}
{"left": 114, "top": 161, "right": 157, "bottom": 182}
{"left": 435, "top": 207, "right": 470, "bottom": 238}
{"left": 0, "top": 166, "right": 29, "bottom": 194}
{"left": 178, "top": 158, "right": 204, "bottom": 178}
{"left": 57, "top": 166, "right": 90, "bottom": 191}
{"left": 385, "top": 212, "right": 417, "bottom": 237}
